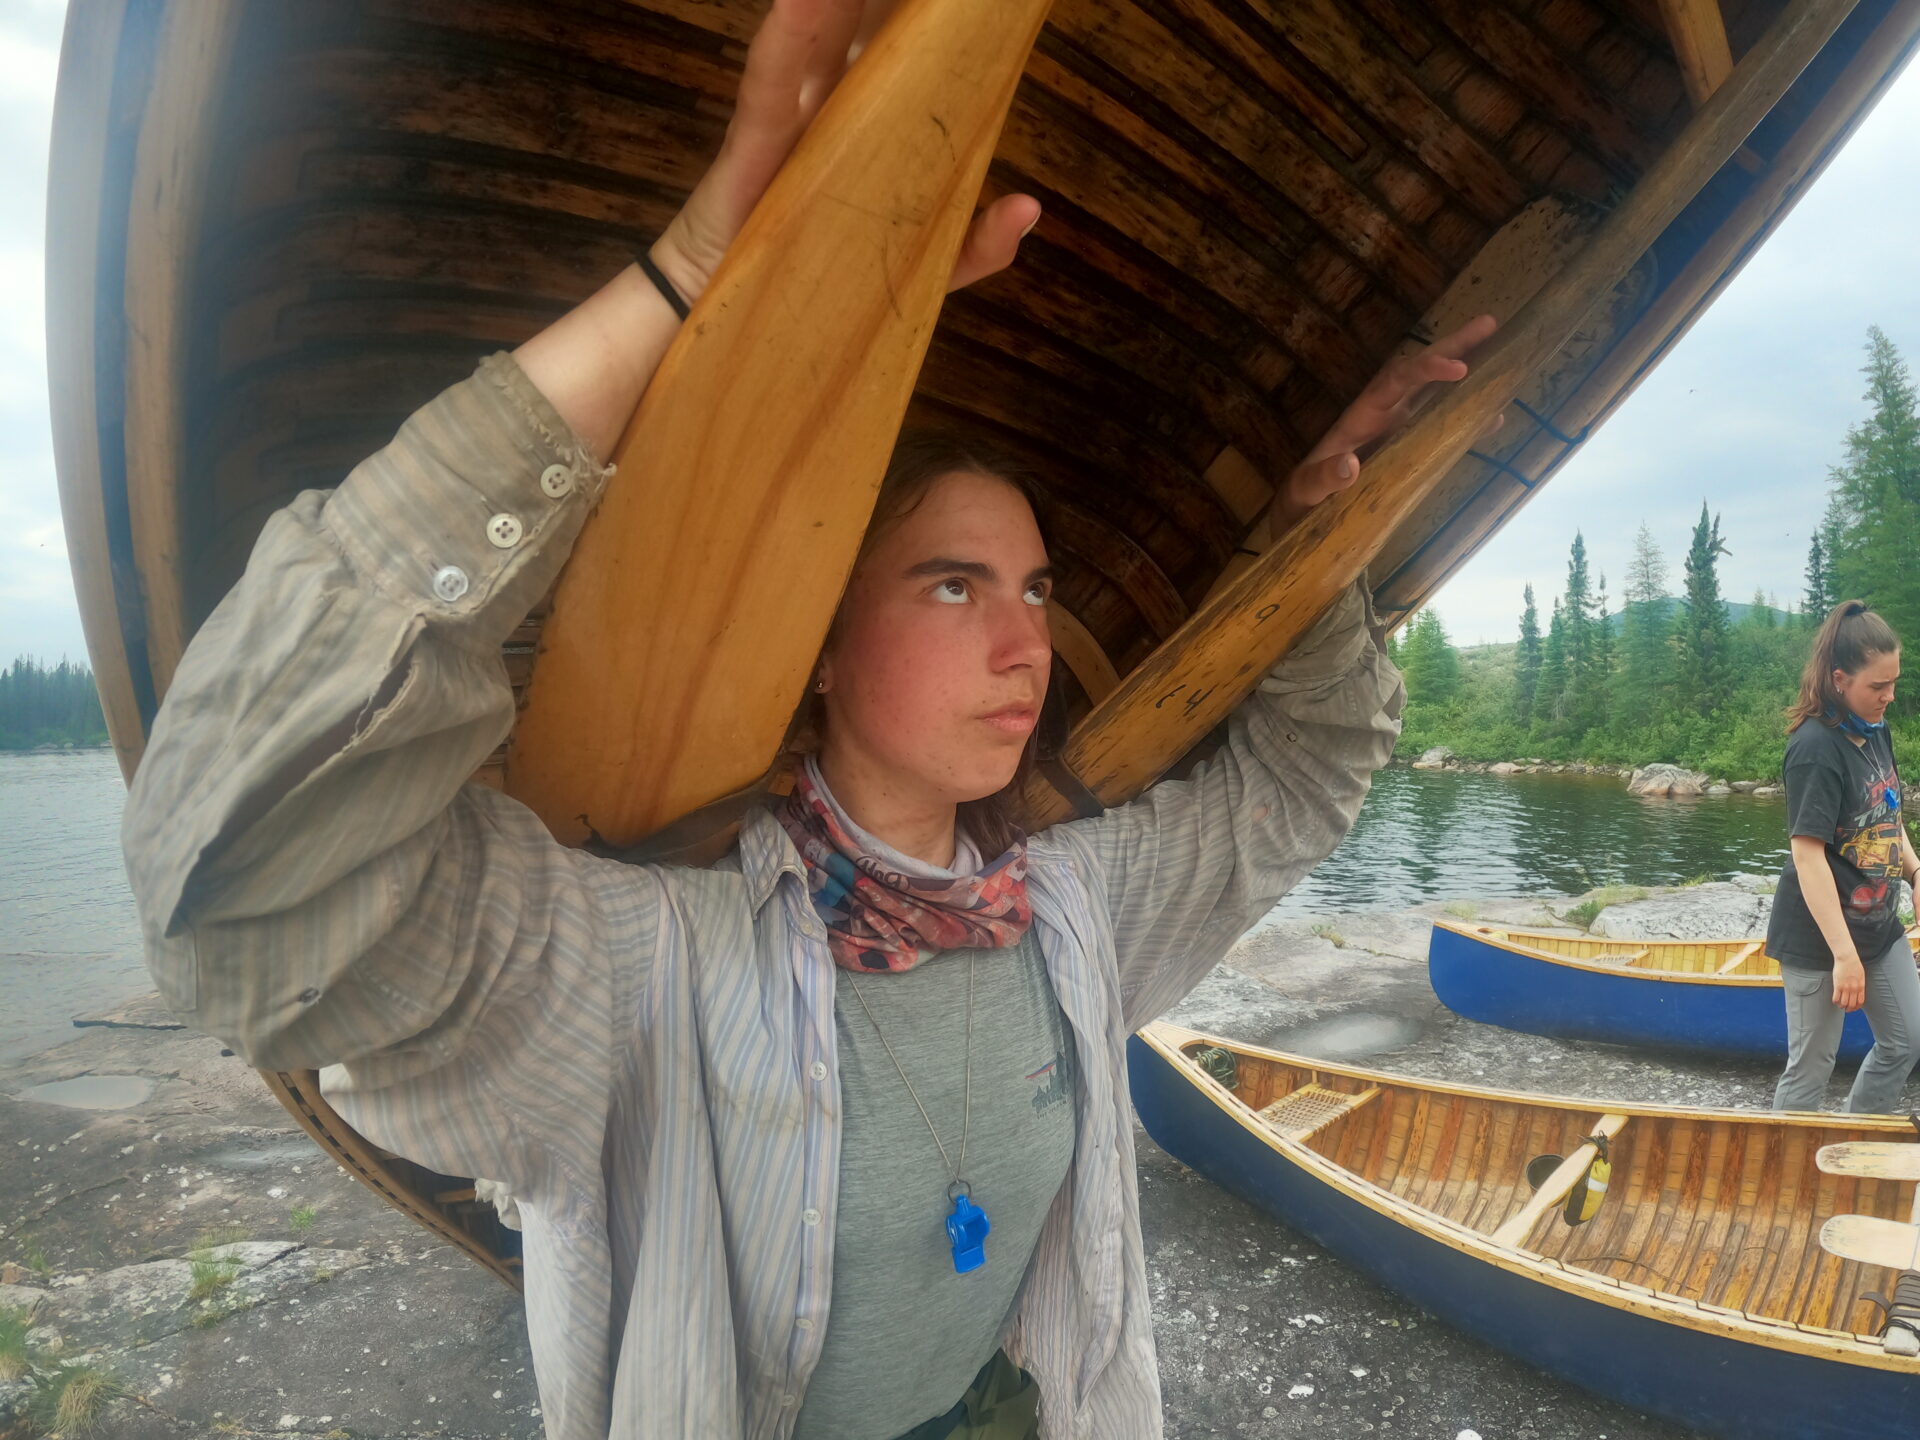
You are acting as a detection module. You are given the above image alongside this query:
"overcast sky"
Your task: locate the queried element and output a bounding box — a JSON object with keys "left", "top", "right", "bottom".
{"left": 2, "top": 5, "right": 1916, "bottom": 664}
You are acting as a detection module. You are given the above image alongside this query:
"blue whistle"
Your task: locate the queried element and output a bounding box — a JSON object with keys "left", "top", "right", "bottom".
{"left": 1888, "top": 786, "right": 1902, "bottom": 811}
{"left": 946, "top": 1192, "right": 990, "bottom": 1274}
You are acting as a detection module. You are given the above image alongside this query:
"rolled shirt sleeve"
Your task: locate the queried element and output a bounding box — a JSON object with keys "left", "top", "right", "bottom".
{"left": 120, "top": 354, "right": 638, "bottom": 1116}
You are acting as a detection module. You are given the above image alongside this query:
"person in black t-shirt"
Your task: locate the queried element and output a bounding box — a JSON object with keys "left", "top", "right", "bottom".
{"left": 1767, "top": 600, "right": 1920, "bottom": 1112}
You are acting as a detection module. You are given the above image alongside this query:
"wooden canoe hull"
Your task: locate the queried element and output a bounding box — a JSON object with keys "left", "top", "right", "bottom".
{"left": 1129, "top": 1024, "right": 1920, "bottom": 1439}
{"left": 1427, "top": 920, "right": 1878, "bottom": 1061}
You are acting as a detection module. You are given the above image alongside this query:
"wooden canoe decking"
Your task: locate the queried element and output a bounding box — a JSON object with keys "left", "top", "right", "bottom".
{"left": 1218, "top": 1036, "right": 1896, "bottom": 1329}
{"left": 1134, "top": 1024, "right": 1920, "bottom": 1437}
{"left": 1468, "top": 926, "right": 1781, "bottom": 975}
{"left": 48, "top": 0, "right": 1920, "bottom": 1282}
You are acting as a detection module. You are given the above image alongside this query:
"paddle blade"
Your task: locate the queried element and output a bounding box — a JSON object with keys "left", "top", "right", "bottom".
{"left": 1817, "top": 1142, "right": 1920, "bottom": 1181}
{"left": 1820, "top": 1214, "right": 1920, "bottom": 1270}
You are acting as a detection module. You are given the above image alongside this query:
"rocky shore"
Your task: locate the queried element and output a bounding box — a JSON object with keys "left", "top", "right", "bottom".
{"left": 1405, "top": 747, "right": 1784, "bottom": 798}
{"left": 1, "top": 880, "right": 1825, "bottom": 1439}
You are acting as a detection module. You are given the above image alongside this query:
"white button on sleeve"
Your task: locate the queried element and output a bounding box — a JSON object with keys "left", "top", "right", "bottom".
{"left": 801, "top": 1208, "right": 821, "bottom": 1227}
{"left": 809, "top": 1061, "right": 827, "bottom": 1082}
{"left": 795, "top": 1317, "right": 814, "bottom": 1332}
{"left": 539, "top": 464, "right": 574, "bottom": 499}
{"left": 431, "top": 565, "right": 470, "bottom": 602}
{"left": 485, "top": 513, "right": 525, "bottom": 548}
{"left": 780, "top": 1395, "right": 797, "bottom": 1408}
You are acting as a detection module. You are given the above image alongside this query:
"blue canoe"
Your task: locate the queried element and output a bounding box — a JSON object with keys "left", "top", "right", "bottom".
{"left": 1130, "top": 1023, "right": 1920, "bottom": 1439}
{"left": 1427, "top": 920, "right": 1886, "bottom": 1061}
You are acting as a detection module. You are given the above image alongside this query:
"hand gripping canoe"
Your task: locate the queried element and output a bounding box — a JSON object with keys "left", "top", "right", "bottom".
{"left": 508, "top": 0, "right": 1053, "bottom": 847}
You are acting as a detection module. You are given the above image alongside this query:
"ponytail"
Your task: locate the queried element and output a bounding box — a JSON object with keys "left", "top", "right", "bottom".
{"left": 1786, "top": 600, "right": 1901, "bottom": 732}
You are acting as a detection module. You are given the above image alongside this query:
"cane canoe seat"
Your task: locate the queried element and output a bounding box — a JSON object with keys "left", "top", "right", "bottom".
{"left": 1258, "top": 1082, "right": 1383, "bottom": 1142}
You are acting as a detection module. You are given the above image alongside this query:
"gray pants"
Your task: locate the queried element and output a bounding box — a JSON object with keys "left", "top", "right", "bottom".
{"left": 1774, "top": 935, "right": 1920, "bottom": 1113}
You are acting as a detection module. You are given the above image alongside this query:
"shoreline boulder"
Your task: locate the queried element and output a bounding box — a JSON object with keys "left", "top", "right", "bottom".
{"left": 1413, "top": 745, "right": 1455, "bottom": 770}
{"left": 1627, "top": 763, "right": 1711, "bottom": 797}
{"left": 1588, "top": 881, "right": 1773, "bottom": 940}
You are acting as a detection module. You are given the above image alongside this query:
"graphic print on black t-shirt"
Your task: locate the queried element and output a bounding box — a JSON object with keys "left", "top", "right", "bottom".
{"left": 1765, "top": 720, "right": 1905, "bottom": 970}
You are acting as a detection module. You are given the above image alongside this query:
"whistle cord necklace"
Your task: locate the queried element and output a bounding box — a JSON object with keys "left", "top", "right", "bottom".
{"left": 845, "top": 952, "right": 991, "bottom": 1273}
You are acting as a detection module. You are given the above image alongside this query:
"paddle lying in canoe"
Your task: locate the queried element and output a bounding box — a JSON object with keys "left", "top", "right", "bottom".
{"left": 1820, "top": 1142, "right": 1920, "bottom": 1184}
{"left": 1818, "top": 1142, "right": 1920, "bottom": 1356}
{"left": 1424, "top": 920, "right": 1920, "bottom": 1061}
{"left": 1130, "top": 1022, "right": 1920, "bottom": 1440}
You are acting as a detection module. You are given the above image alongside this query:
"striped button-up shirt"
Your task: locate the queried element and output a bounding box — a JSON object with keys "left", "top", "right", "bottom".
{"left": 121, "top": 355, "right": 1404, "bottom": 1440}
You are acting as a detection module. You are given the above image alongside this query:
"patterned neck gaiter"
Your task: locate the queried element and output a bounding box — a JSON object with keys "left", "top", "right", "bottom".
{"left": 777, "top": 757, "right": 1032, "bottom": 973}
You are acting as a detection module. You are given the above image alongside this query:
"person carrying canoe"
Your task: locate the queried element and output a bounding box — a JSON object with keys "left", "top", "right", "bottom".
{"left": 119, "top": 2, "right": 1489, "bottom": 1436}
{"left": 1768, "top": 600, "right": 1920, "bottom": 1112}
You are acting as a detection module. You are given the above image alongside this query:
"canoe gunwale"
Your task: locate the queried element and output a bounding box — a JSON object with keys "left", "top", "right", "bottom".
{"left": 1138, "top": 1021, "right": 1920, "bottom": 1371}
{"left": 1435, "top": 919, "right": 1789, "bottom": 988}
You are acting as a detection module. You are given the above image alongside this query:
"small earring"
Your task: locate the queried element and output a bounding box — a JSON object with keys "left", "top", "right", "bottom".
{"left": 813, "top": 677, "right": 827, "bottom": 693}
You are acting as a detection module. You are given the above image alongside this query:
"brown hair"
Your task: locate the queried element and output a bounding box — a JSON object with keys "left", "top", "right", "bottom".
{"left": 785, "top": 428, "right": 1057, "bottom": 857}
{"left": 1786, "top": 599, "right": 1902, "bottom": 732}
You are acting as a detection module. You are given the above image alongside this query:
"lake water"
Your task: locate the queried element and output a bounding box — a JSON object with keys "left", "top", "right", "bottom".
{"left": 1270, "top": 764, "right": 1789, "bottom": 917}
{"left": 0, "top": 748, "right": 149, "bottom": 1063}
{"left": 0, "top": 750, "right": 1791, "bottom": 1062}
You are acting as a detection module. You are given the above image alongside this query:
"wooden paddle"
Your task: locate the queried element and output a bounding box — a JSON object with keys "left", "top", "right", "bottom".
{"left": 1818, "top": 1142, "right": 1920, "bottom": 1184}
{"left": 1819, "top": 1214, "right": 1920, "bottom": 1272}
{"left": 507, "top": 0, "right": 1053, "bottom": 847}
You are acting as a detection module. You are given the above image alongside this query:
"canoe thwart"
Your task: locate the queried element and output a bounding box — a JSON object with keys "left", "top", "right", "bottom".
{"left": 1256, "top": 1083, "right": 1382, "bottom": 1142}
{"left": 1491, "top": 1113, "right": 1631, "bottom": 1248}
{"left": 1716, "top": 942, "right": 1766, "bottom": 975}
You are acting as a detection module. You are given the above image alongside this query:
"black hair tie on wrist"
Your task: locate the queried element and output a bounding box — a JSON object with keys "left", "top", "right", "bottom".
{"left": 636, "top": 244, "right": 690, "bottom": 321}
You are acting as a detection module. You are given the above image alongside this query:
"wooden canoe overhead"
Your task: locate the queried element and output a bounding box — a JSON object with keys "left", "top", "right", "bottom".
{"left": 46, "top": 0, "right": 1920, "bottom": 1288}
{"left": 50, "top": 0, "right": 1920, "bottom": 823}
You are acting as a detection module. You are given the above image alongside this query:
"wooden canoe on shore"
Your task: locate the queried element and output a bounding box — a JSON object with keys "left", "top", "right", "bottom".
{"left": 1131, "top": 1022, "right": 1920, "bottom": 1439}
{"left": 1426, "top": 920, "right": 1918, "bottom": 1061}
{"left": 48, "top": 0, "right": 1920, "bottom": 1283}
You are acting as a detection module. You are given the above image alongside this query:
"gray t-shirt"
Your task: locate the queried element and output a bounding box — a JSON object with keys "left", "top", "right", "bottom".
{"left": 792, "top": 931, "right": 1075, "bottom": 1440}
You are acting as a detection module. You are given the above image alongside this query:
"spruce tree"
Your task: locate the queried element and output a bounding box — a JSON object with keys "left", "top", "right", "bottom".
{"left": 1561, "top": 533, "right": 1603, "bottom": 735}
{"left": 1819, "top": 491, "right": 1852, "bottom": 613}
{"left": 1829, "top": 327, "right": 1920, "bottom": 638}
{"left": 1534, "top": 598, "right": 1567, "bottom": 728}
{"left": 1619, "top": 522, "right": 1670, "bottom": 720}
{"left": 1803, "top": 532, "right": 1830, "bottom": 622}
{"left": 1673, "top": 503, "right": 1732, "bottom": 716}
{"left": 1513, "top": 583, "right": 1543, "bottom": 722}
{"left": 1398, "top": 608, "right": 1460, "bottom": 707}
{"left": 1589, "top": 572, "right": 1616, "bottom": 735}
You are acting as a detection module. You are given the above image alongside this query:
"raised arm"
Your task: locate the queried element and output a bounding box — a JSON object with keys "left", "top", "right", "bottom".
{"left": 1035, "top": 318, "right": 1495, "bottom": 1028}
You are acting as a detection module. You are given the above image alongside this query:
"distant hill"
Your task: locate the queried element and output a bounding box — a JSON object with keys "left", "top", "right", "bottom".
{"left": 1457, "top": 596, "right": 1793, "bottom": 658}
{"left": 1605, "top": 596, "right": 1791, "bottom": 635}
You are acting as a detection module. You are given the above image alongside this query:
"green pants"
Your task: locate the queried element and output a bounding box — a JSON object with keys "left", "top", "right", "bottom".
{"left": 892, "top": 1350, "right": 1040, "bottom": 1440}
